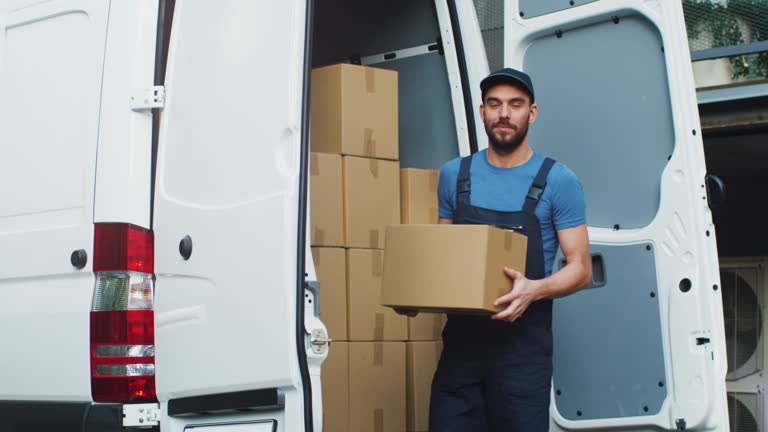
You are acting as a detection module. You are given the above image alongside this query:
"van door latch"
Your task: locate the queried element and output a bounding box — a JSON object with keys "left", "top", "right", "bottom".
{"left": 123, "top": 403, "right": 160, "bottom": 427}
{"left": 130, "top": 86, "right": 165, "bottom": 111}
{"left": 310, "top": 328, "right": 331, "bottom": 355}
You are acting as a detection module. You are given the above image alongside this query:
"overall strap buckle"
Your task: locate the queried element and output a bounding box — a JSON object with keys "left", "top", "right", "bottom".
{"left": 527, "top": 185, "right": 544, "bottom": 201}
{"left": 523, "top": 158, "right": 556, "bottom": 214}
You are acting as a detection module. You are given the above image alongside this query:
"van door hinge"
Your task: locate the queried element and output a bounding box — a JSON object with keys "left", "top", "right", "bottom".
{"left": 310, "top": 328, "right": 331, "bottom": 355}
{"left": 130, "top": 86, "right": 165, "bottom": 111}
{"left": 123, "top": 403, "right": 160, "bottom": 428}
{"left": 676, "top": 418, "right": 687, "bottom": 430}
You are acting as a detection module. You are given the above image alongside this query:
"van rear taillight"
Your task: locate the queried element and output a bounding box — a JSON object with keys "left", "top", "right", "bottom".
{"left": 94, "top": 223, "right": 154, "bottom": 273}
{"left": 91, "top": 223, "right": 157, "bottom": 403}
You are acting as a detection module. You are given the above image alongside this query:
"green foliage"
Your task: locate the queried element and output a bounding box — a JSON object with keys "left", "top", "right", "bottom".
{"left": 683, "top": 0, "right": 768, "bottom": 79}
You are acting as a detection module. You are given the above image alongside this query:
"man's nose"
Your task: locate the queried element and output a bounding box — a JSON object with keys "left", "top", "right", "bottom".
{"left": 499, "top": 104, "right": 511, "bottom": 118}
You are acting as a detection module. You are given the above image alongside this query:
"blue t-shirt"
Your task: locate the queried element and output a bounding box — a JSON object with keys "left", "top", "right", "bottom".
{"left": 438, "top": 149, "right": 586, "bottom": 276}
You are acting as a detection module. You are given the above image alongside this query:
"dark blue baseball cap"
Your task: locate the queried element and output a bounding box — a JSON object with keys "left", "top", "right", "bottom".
{"left": 480, "top": 67, "right": 535, "bottom": 103}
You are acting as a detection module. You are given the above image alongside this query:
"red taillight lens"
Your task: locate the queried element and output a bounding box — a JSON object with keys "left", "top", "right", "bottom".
{"left": 94, "top": 223, "right": 154, "bottom": 273}
{"left": 91, "top": 310, "right": 155, "bottom": 345}
{"left": 91, "top": 223, "right": 156, "bottom": 403}
{"left": 91, "top": 376, "right": 157, "bottom": 404}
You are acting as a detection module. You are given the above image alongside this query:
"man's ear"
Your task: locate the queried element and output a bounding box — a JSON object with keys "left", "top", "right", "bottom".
{"left": 528, "top": 103, "right": 538, "bottom": 124}
{"left": 479, "top": 103, "right": 485, "bottom": 122}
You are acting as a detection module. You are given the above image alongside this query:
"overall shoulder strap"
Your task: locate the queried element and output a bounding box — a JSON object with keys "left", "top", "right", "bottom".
{"left": 455, "top": 154, "right": 473, "bottom": 208}
{"left": 522, "top": 157, "right": 556, "bottom": 214}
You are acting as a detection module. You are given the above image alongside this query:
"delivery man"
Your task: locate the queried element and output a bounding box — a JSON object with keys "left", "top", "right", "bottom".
{"left": 398, "top": 68, "right": 592, "bottom": 431}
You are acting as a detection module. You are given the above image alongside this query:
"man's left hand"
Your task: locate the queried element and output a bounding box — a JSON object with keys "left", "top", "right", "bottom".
{"left": 492, "top": 267, "right": 541, "bottom": 322}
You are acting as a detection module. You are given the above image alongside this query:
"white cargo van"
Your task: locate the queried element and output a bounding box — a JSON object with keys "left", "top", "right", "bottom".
{"left": 0, "top": 0, "right": 730, "bottom": 430}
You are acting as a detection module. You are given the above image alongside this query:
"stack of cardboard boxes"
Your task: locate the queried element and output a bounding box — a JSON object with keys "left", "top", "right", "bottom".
{"left": 399, "top": 168, "right": 447, "bottom": 432}
{"left": 309, "top": 63, "right": 445, "bottom": 432}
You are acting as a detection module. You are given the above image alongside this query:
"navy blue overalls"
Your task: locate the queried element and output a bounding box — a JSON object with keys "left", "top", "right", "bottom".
{"left": 429, "top": 153, "right": 557, "bottom": 432}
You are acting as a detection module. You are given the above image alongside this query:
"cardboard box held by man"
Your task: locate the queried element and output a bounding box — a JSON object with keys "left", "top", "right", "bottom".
{"left": 381, "top": 224, "right": 527, "bottom": 314}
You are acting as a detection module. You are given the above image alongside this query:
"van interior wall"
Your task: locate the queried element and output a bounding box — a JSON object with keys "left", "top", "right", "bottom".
{"left": 311, "top": 0, "right": 460, "bottom": 169}
{"left": 704, "top": 130, "right": 768, "bottom": 257}
{"left": 523, "top": 15, "right": 673, "bottom": 230}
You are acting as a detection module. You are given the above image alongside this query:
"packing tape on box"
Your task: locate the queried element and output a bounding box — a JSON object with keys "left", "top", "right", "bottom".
{"left": 374, "top": 313, "right": 385, "bottom": 342}
{"left": 430, "top": 207, "right": 439, "bottom": 224}
{"left": 433, "top": 315, "right": 442, "bottom": 339}
{"left": 314, "top": 227, "right": 325, "bottom": 245}
{"left": 365, "top": 67, "right": 376, "bottom": 93}
{"left": 372, "top": 250, "right": 383, "bottom": 276}
{"left": 504, "top": 232, "right": 513, "bottom": 252}
{"left": 435, "top": 339, "right": 444, "bottom": 359}
{"left": 364, "top": 129, "right": 377, "bottom": 157}
{"left": 433, "top": 321, "right": 441, "bottom": 340}
{"left": 374, "top": 408, "right": 384, "bottom": 432}
{"left": 368, "top": 158, "right": 380, "bottom": 178}
{"left": 369, "top": 229, "right": 380, "bottom": 249}
{"left": 429, "top": 171, "right": 439, "bottom": 191}
{"left": 310, "top": 153, "right": 320, "bottom": 176}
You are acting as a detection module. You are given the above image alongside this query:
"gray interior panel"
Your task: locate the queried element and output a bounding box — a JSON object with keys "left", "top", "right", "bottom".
{"left": 372, "top": 55, "right": 460, "bottom": 170}
{"left": 312, "top": 0, "right": 440, "bottom": 67}
{"left": 520, "top": 0, "right": 599, "bottom": 19}
{"left": 524, "top": 15, "right": 673, "bottom": 229}
{"left": 552, "top": 243, "right": 667, "bottom": 421}
{"left": 312, "top": 0, "right": 459, "bottom": 170}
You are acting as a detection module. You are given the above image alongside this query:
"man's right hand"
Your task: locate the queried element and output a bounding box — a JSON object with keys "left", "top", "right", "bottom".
{"left": 394, "top": 308, "right": 419, "bottom": 317}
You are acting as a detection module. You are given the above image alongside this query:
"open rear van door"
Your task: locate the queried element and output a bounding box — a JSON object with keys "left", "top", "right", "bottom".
{"left": 450, "top": 0, "right": 730, "bottom": 430}
{"left": 151, "top": 1, "right": 315, "bottom": 430}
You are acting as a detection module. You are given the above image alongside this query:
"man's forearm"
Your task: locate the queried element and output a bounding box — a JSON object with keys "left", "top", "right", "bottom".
{"left": 533, "top": 261, "right": 591, "bottom": 301}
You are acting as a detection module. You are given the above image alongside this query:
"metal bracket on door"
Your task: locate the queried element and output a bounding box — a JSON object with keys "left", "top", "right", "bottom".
{"left": 130, "top": 86, "right": 166, "bottom": 111}
{"left": 123, "top": 403, "right": 160, "bottom": 428}
{"left": 356, "top": 38, "right": 444, "bottom": 66}
{"left": 304, "top": 281, "right": 330, "bottom": 355}
{"left": 310, "top": 328, "right": 331, "bottom": 355}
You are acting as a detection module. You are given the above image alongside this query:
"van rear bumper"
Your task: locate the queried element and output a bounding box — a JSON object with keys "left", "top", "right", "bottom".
{"left": 0, "top": 401, "right": 156, "bottom": 432}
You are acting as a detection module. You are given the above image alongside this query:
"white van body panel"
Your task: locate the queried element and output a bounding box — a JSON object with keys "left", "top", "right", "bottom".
{"left": 93, "top": 0, "right": 158, "bottom": 229}
{"left": 500, "top": 0, "right": 729, "bottom": 430}
{"left": 152, "top": 0, "right": 309, "bottom": 429}
{"left": 0, "top": 0, "right": 109, "bottom": 401}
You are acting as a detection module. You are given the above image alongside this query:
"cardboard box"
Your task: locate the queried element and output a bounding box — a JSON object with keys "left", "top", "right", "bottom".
{"left": 312, "top": 247, "right": 347, "bottom": 341}
{"left": 349, "top": 342, "right": 406, "bottom": 432}
{"left": 407, "top": 341, "right": 443, "bottom": 432}
{"left": 408, "top": 313, "right": 447, "bottom": 341}
{"left": 400, "top": 168, "right": 440, "bottom": 225}
{"left": 343, "top": 156, "right": 400, "bottom": 249}
{"left": 310, "top": 64, "right": 398, "bottom": 160}
{"left": 347, "top": 249, "right": 408, "bottom": 341}
{"left": 310, "top": 153, "right": 344, "bottom": 247}
{"left": 381, "top": 225, "right": 527, "bottom": 314}
{"left": 322, "top": 342, "right": 349, "bottom": 432}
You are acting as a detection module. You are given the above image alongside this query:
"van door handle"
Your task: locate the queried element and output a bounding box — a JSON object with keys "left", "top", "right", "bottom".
{"left": 705, "top": 174, "right": 725, "bottom": 209}
{"left": 558, "top": 253, "right": 605, "bottom": 289}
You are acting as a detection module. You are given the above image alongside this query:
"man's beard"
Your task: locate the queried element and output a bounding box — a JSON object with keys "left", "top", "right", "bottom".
{"left": 484, "top": 119, "right": 529, "bottom": 155}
